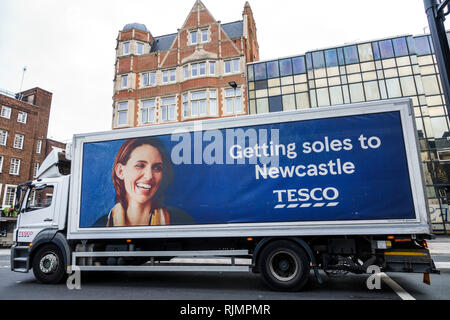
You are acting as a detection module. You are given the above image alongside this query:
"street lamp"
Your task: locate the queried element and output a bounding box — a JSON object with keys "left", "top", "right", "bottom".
{"left": 424, "top": 0, "right": 450, "bottom": 122}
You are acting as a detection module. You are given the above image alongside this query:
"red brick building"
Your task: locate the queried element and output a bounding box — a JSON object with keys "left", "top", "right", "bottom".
{"left": 112, "top": 0, "right": 259, "bottom": 129}
{"left": 0, "top": 88, "right": 65, "bottom": 209}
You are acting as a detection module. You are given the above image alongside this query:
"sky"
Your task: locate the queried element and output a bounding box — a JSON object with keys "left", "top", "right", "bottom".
{"left": 0, "top": 0, "right": 448, "bottom": 142}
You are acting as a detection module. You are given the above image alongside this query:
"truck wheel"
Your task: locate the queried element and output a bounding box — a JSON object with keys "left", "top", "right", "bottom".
{"left": 32, "top": 244, "right": 66, "bottom": 284}
{"left": 259, "top": 240, "right": 310, "bottom": 291}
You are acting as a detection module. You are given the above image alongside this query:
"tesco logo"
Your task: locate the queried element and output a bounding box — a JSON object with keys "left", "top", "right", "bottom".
{"left": 18, "top": 231, "right": 34, "bottom": 237}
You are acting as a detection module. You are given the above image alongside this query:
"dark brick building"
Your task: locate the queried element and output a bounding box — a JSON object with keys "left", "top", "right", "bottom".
{"left": 0, "top": 87, "right": 65, "bottom": 209}
{"left": 112, "top": 0, "right": 259, "bottom": 129}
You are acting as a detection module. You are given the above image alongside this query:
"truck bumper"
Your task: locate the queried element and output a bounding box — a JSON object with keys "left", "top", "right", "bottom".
{"left": 10, "top": 244, "right": 31, "bottom": 273}
{"left": 382, "top": 249, "right": 440, "bottom": 274}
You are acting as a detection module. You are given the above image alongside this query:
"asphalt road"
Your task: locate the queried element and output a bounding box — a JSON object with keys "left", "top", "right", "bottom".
{"left": 0, "top": 241, "right": 449, "bottom": 301}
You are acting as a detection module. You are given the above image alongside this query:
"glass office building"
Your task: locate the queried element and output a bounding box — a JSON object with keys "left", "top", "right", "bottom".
{"left": 247, "top": 33, "right": 450, "bottom": 234}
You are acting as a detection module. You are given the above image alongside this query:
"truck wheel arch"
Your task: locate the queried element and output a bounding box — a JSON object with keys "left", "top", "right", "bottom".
{"left": 29, "top": 229, "right": 70, "bottom": 272}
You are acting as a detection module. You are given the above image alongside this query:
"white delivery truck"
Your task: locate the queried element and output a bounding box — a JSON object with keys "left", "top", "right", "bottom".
{"left": 11, "top": 99, "right": 439, "bottom": 291}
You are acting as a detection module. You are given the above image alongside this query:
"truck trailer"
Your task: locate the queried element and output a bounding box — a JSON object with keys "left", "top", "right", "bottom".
{"left": 11, "top": 98, "right": 439, "bottom": 291}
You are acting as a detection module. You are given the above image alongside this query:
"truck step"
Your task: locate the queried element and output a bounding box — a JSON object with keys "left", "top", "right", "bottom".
{"left": 13, "top": 257, "right": 28, "bottom": 262}
{"left": 12, "top": 268, "right": 28, "bottom": 273}
{"left": 14, "top": 246, "right": 30, "bottom": 251}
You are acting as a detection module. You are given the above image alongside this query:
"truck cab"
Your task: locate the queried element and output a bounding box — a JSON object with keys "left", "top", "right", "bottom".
{"left": 10, "top": 148, "right": 71, "bottom": 281}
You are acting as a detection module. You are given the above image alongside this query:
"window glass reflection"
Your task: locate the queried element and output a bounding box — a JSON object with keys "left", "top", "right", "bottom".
{"left": 267, "top": 61, "right": 279, "bottom": 78}
{"left": 312, "top": 51, "right": 325, "bottom": 69}
{"left": 254, "top": 63, "right": 267, "bottom": 80}
{"left": 393, "top": 37, "right": 409, "bottom": 56}
{"left": 414, "top": 36, "right": 431, "bottom": 56}
{"left": 292, "top": 56, "right": 306, "bottom": 74}
{"left": 280, "top": 59, "right": 293, "bottom": 76}
{"left": 337, "top": 48, "right": 345, "bottom": 65}
{"left": 325, "top": 49, "right": 338, "bottom": 67}
{"left": 372, "top": 42, "right": 381, "bottom": 60}
{"left": 343, "top": 46, "right": 359, "bottom": 64}
{"left": 379, "top": 40, "right": 394, "bottom": 59}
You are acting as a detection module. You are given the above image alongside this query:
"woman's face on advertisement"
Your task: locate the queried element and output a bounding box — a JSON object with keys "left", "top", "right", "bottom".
{"left": 116, "top": 144, "right": 163, "bottom": 206}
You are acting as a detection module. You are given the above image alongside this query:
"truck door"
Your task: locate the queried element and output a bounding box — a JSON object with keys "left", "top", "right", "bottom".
{"left": 18, "top": 184, "right": 57, "bottom": 231}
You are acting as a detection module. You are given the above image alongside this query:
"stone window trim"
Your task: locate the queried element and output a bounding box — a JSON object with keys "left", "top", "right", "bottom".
{"left": 182, "top": 89, "right": 218, "bottom": 120}
{"left": 116, "top": 101, "right": 129, "bottom": 127}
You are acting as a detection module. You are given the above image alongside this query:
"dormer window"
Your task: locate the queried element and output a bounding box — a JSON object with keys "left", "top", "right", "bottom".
{"left": 201, "top": 29, "right": 208, "bottom": 43}
{"left": 191, "top": 31, "right": 198, "bottom": 45}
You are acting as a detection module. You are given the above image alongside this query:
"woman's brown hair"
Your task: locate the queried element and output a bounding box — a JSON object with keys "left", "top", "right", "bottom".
{"left": 112, "top": 137, "right": 173, "bottom": 211}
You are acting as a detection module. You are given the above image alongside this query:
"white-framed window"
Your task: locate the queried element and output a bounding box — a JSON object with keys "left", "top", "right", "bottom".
{"left": 0, "top": 130, "right": 7, "bottom": 146}
{"left": 183, "top": 94, "right": 189, "bottom": 118}
{"left": 137, "top": 42, "right": 144, "bottom": 55}
{"left": 190, "top": 30, "right": 198, "bottom": 44}
{"left": 17, "top": 111, "right": 27, "bottom": 124}
{"left": 225, "top": 58, "right": 240, "bottom": 74}
{"left": 121, "top": 75, "right": 128, "bottom": 89}
{"left": 201, "top": 29, "right": 209, "bottom": 43}
{"left": 191, "top": 91, "right": 207, "bottom": 117}
{"left": 225, "top": 87, "right": 242, "bottom": 114}
{"left": 141, "top": 99, "right": 156, "bottom": 124}
{"left": 117, "top": 102, "right": 128, "bottom": 126}
{"left": 33, "top": 162, "right": 39, "bottom": 178}
{"left": 123, "top": 42, "right": 130, "bottom": 55}
{"left": 209, "top": 61, "right": 216, "bottom": 75}
{"left": 36, "top": 139, "right": 42, "bottom": 154}
{"left": 9, "top": 158, "right": 20, "bottom": 175}
{"left": 142, "top": 72, "right": 156, "bottom": 87}
{"left": 13, "top": 134, "right": 24, "bottom": 149}
{"left": 163, "top": 70, "right": 176, "bottom": 84}
{"left": 210, "top": 90, "right": 217, "bottom": 115}
{"left": 161, "top": 97, "right": 176, "bottom": 122}
{"left": 0, "top": 155, "right": 4, "bottom": 173}
{"left": 184, "top": 65, "right": 189, "bottom": 80}
{"left": 191, "top": 63, "right": 198, "bottom": 78}
{"left": 3, "top": 185, "right": 17, "bottom": 208}
{"left": 1, "top": 106, "right": 11, "bottom": 119}
{"left": 199, "top": 62, "right": 206, "bottom": 76}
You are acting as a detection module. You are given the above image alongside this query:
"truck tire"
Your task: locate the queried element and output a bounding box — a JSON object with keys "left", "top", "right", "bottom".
{"left": 32, "top": 244, "right": 66, "bottom": 284}
{"left": 259, "top": 240, "right": 310, "bottom": 291}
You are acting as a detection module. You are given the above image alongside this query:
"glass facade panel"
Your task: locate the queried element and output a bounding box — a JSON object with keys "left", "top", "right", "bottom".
{"left": 422, "top": 75, "right": 440, "bottom": 95}
{"left": 282, "top": 94, "right": 296, "bottom": 111}
{"left": 431, "top": 117, "right": 448, "bottom": 138}
{"left": 357, "top": 43, "right": 373, "bottom": 62}
{"left": 268, "top": 96, "right": 283, "bottom": 112}
{"left": 256, "top": 98, "right": 269, "bottom": 113}
{"left": 254, "top": 63, "right": 267, "bottom": 80}
{"left": 385, "top": 78, "right": 402, "bottom": 98}
{"left": 324, "top": 49, "right": 338, "bottom": 67}
{"left": 312, "top": 51, "right": 325, "bottom": 69}
{"left": 296, "top": 92, "right": 310, "bottom": 109}
{"left": 372, "top": 42, "right": 381, "bottom": 60}
{"left": 267, "top": 61, "right": 279, "bottom": 78}
{"left": 329, "top": 86, "right": 343, "bottom": 105}
{"left": 392, "top": 37, "right": 409, "bottom": 56}
{"left": 349, "top": 83, "right": 365, "bottom": 102}
{"left": 280, "top": 59, "right": 293, "bottom": 76}
{"left": 316, "top": 88, "right": 330, "bottom": 107}
{"left": 400, "top": 76, "right": 417, "bottom": 96}
{"left": 247, "top": 65, "right": 254, "bottom": 81}
{"left": 343, "top": 45, "right": 359, "bottom": 64}
{"left": 415, "top": 36, "right": 431, "bottom": 56}
{"left": 292, "top": 56, "right": 306, "bottom": 74}
{"left": 337, "top": 47, "right": 345, "bottom": 65}
{"left": 379, "top": 40, "right": 394, "bottom": 58}
{"left": 364, "top": 81, "right": 381, "bottom": 101}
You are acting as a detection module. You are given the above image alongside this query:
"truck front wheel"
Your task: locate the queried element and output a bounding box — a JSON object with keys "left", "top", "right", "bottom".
{"left": 32, "top": 244, "right": 66, "bottom": 284}
{"left": 259, "top": 240, "right": 310, "bottom": 291}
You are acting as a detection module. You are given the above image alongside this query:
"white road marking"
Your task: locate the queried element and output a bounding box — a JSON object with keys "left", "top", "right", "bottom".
{"left": 380, "top": 273, "right": 415, "bottom": 300}
{"left": 435, "top": 262, "right": 450, "bottom": 269}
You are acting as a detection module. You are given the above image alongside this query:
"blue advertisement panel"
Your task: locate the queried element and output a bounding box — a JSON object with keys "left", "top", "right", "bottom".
{"left": 79, "top": 111, "right": 415, "bottom": 228}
